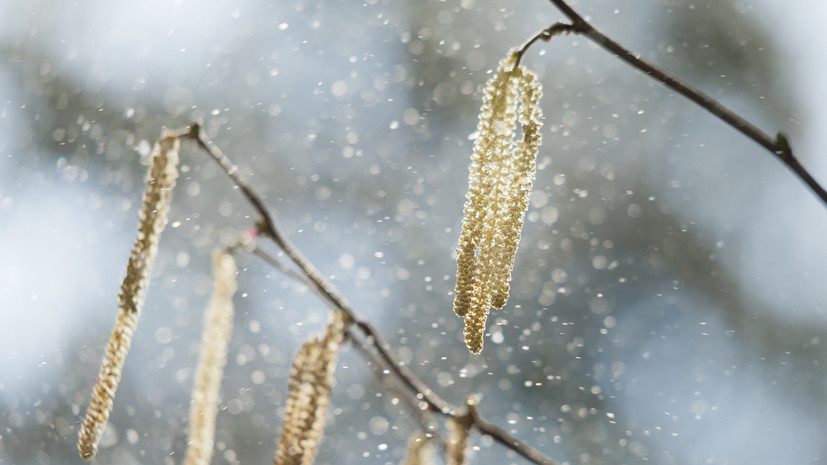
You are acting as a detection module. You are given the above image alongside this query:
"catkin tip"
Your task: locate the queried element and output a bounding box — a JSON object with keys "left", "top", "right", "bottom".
{"left": 78, "top": 440, "right": 97, "bottom": 461}
{"left": 463, "top": 307, "right": 487, "bottom": 355}
{"left": 491, "top": 290, "right": 507, "bottom": 310}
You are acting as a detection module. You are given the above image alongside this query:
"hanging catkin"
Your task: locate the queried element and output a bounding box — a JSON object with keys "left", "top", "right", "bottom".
{"left": 453, "top": 51, "right": 543, "bottom": 354}
{"left": 182, "top": 250, "right": 238, "bottom": 465}
{"left": 78, "top": 131, "right": 180, "bottom": 460}
{"left": 274, "top": 312, "right": 346, "bottom": 465}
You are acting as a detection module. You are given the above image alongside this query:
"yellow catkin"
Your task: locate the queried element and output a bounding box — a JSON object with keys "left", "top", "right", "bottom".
{"left": 183, "top": 250, "right": 238, "bottom": 465}
{"left": 78, "top": 131, "right": 180, "bottom": 460}
{"left": 454, "top": 52, "right": 543, "bottom": 354}
{"left": 445, "top": 417, "right": 471, "bottom": 465}
{"left": 488, "top": 66, "right": 543, "bottom": 309}
{"left": 453, "top": 62, "right": 517, "bottom": 318}
{"left": 399, "top": 432, "right": 434, "bottom": 465}
{"left": 274, "top": 312, "right": 346, "bottom": 465}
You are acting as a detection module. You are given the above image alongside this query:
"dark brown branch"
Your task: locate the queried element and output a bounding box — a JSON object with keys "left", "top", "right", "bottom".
{"left": 182, "top": 124, "right": 559, "bottom": 465}
{"left": 469, "top": 406, "right": 555, "bottom": 465}
{"left": 344, "top": 317, "right": 444, "bottom": 443}
{"left": 255, "top": 245, "right": 455, "bottom": 453}
{"left": 534, "top": 0, "right": 827, "bottom": 207}
{"left": 184, "top": 124, "right": 281, "bottom": 238}
{"left": 183, "top": 125, "right": 449, "bottom": 412}
{"left": 252, "top": 247, "right": 443, "bottom": 431}
{"left": 513, "top": 22, "right": 573, "bottom": 70}
{"left": 256, "top": 243, "right": 551, "bottom": 463}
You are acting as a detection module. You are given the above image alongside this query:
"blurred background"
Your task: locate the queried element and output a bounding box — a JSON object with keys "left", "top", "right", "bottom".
{"left": 1, "top": 0, "right": 826, "bottom": 464}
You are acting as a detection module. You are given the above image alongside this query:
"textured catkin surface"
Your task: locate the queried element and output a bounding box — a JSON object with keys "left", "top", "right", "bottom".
{"left": 453, "top": 52, "right": 543, "bottom": 354}
{"left": 77, "top": 131, "right": 180, "bottom": 460}
{"left": 183, "top": 250, "right": 238, "bottom": 465}
{"left": 274, "top": 312, "right": 346, "bottom": 465}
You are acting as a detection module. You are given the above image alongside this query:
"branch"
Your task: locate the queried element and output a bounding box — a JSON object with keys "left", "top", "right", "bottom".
{"left": 468, "top": 404, "right": 554, "bottom": 465}
{"left": 531, "top": 0, "right": 827, "bottom": 207}
{"left": 253, "top": 246, "right": 443, "bottom": 440}
{"left": 181, "top": 124, "right": 559, "bottom": 465}
{"left": 183, "top": 124, "right": 451, "bottom": 413}
{"left": 513, "top": 22, "right": 574, "bottom": 70}
{"left": 249, "top": 245, "right": 315, "bottom": 290}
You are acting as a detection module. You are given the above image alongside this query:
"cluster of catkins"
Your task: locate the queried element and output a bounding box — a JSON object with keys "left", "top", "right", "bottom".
{"left": 454, "top": 51, "right": 543, "bottom": 354}
{"left": 78, "top": 45, "right": 543, "bottom": 465}
{"left": 76, "top": 128, "right": 348, "bottom": 465}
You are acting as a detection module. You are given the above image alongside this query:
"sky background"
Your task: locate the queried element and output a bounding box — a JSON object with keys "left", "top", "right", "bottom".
{"left": 1, "top": 1, "right": 826, "bottom": 464}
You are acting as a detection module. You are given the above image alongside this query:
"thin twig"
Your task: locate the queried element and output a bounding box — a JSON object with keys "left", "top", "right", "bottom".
{"left": 183, "top": 125, "right": 450, "bottom": 411}
{"left": 183, "top": 125, "right": 450, "bottom": 412}
{"left": 513, "top": 22, "right": 573, "bottom": 70}
{"left": 253, "top": 246, "right": 442, "bottom": 436}
{"left": 346, "top": 325, "right": 447, "bottom": 445}
{"left": 473, "top": 415, "right": 555, "bottom": 465}
{"left": 530, "top": 0, "right": 827, "bottom": 207}
{"left": 250, "top": 246, "right": 313, "bottom": 287}
{"left": 184, "top": 124, "right": 280, "bottom": 237}
{"left": 182, "top": 125, "right": 559, "bottom": 465}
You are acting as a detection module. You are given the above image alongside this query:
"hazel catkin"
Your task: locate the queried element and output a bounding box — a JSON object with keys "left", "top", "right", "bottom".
{"left": 78, "top": 131, "right": 180, "bottom": 460}
{"left": 182, "top": 250, "right": 238, "bottom": 465}
{"left": 274, "top": 312, "right": 346, "bottom": 465}
{"left": 453, "top": 52, "right": 543, "bottom": 354}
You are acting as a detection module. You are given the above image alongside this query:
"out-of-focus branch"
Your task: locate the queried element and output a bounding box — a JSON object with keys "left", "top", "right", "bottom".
{"left": 249, "top": 246, "right": 314, "bottom": 289}
{"left": 513, "top": 22, "right": 574, "bottom": 70}
{"left": 183, "top": 124, "right": 451, "bottom": 413}
{"left": 523, "top": 0, "right": 827, "bottom": 207}
{"left": 253, "top": 245, "right": 442, "bottom": 439}
{"left": 181, "top": 124, "right": 559, "bottom": 465}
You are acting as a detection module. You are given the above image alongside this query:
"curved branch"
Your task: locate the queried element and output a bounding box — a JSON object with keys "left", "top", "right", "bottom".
{"left": 513, "top": 22, "right": 574, "bottom": 69}
{"left": 473, "top": 414, "right": 555, "bottom": 465}
{"left": 182, "top": 124, "right": 559, "bottom": 465}
{"left": 183, "top": 125, "right": 447, "bottom": 409}
{"left": 530, "top": 0, "right": 827, "bottom": 207}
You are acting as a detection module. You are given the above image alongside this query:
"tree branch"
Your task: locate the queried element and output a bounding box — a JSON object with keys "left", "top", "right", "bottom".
{"left": 513, "top": 22, "right": 574, "bottom": 70}
{"left": 532, "top": 0, "right": 827, "bottom": 207}
{"left": 181, "top": 124, "right": 559, "bottom": 465}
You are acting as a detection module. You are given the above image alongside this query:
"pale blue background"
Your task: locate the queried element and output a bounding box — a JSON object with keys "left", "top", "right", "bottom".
{"left": 1, "top": 0, "right": 826, "bottom": 464}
